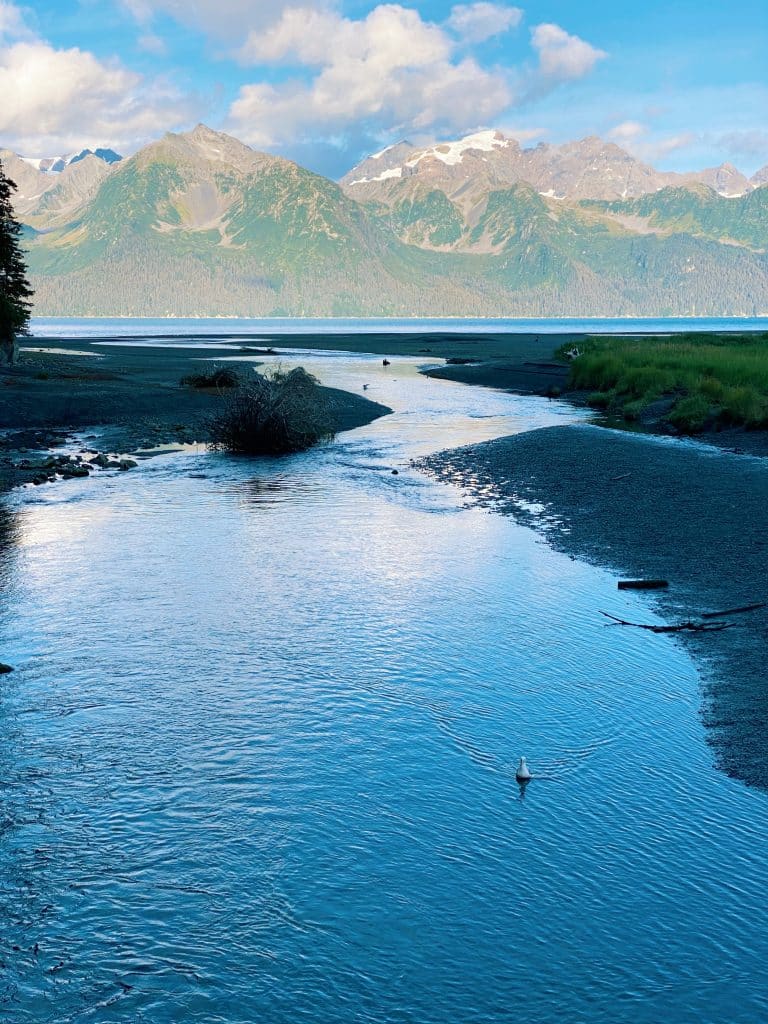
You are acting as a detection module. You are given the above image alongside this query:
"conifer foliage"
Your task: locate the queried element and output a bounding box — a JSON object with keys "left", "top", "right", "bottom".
{"left": 0, "top": 160, "right": 33, "bottom": 365}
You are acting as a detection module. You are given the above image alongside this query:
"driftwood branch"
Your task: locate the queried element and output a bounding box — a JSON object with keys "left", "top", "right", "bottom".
{"left": 701, "top": 602, "right": 766, "bottom": 619}
{"left": 600, "top": 611, "right": 733, "bottom": 633}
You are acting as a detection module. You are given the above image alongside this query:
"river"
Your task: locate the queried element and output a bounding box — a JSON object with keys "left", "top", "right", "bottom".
{"left": 1, "top": 348, "right": 767, "bottom": 1023}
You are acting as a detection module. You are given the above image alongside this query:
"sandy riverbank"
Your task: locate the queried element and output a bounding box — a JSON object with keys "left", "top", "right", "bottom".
{"left": 0, "top": 338, "right": 391, "bottom": 490}
{"left": 418, "top": 424, "right": 768, "bottom": 790}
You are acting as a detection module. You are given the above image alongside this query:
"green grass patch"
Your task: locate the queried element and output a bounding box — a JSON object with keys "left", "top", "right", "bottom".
{"left": 558, "top": 333, "right": 768, "bottom": 432}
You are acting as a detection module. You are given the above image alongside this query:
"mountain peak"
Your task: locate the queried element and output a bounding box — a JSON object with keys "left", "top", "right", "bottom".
{"left": 187, "top": 123, "right": 229, "bottom": 143}
{"left": 142, "top": 125, "right": 284, "bottom": 175}
{"left": 369, "top": 139, "right": 413, "bottom": 160}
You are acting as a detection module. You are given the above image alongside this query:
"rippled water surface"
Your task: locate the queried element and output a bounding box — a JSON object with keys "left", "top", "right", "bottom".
{"left": 2, "top": 352, "right": 768, "bottom": 1023}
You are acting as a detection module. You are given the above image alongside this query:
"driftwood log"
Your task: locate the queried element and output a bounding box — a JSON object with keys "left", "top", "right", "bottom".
{"left": 618, "top": 579, "right": 669, "bottom": 590}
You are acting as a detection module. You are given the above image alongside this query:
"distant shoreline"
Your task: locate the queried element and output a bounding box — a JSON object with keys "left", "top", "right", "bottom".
{"left": 31, "top": 314, "right": 768, "bottom": 325}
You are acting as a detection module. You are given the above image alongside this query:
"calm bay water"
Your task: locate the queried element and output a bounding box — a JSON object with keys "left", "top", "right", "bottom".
{"left": 30, "top": 314, "right": 768, "bottom": 338}
{"left": 2, "top": 344, "right": 768, "bottom": 1022}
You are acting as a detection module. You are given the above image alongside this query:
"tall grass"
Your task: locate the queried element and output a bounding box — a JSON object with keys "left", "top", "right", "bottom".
{"left": 558, "top": 333, "right": 768, "bottom": 431}
{"left": 207, "top": 366, "right": 335, "bottom": 455}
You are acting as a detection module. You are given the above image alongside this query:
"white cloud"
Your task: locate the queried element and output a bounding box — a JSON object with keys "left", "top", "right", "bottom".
{"left": 608, "top": 120, "right": 647, "bottom": 143}
{"left": 531, "top": 23, "right": 606, "bottom": 84}
{"left": 447, "top": 3, "right": 523, "bottom": 44}
{"left": 120, "top": 0, "right": 327, "bottom": 41}
{"left": 0, "top": 5, "right": 195, "bottom": 155}
{"left": 229, "top": 4, "right": 510, "bottom": 147}
{"left": 647, "top": 132, "right": 698, "bottom": 160}
{"left": 138, "top": 32, "right": 168, "bottom": 56}
{"left": 239, "top": 5, "right": 450, "bottom": 68}
{"left": 498, "top": 125, "right": 546, "bottom": 144}
{"left": 0, "top": 1, "right": 32, "bottom": 39}
{"left": 604, "top": 120, "right": 701, "bottom": 164}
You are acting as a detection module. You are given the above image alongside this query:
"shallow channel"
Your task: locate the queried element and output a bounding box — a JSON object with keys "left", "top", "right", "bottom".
{"left": 1, "top": 351, "right": 767, "bottom": 1023}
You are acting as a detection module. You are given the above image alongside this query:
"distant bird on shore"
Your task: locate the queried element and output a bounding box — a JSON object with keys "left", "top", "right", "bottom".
{"left": 382, "top": 358, "right": 390, "bottom": 366}
{"left": 516, "top": 757, "right": 532, "bottom": 782}
{"left": 363, "top": 384, "right": 369, "bottom": 390}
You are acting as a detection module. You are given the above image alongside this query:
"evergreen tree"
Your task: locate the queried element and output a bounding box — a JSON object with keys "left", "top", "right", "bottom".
{"left": 0, "top": 160, "right": 33, "bottom": 365}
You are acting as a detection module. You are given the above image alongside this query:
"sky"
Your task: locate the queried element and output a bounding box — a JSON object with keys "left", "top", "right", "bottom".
{"left": 0, "top": 0, "right": 766, "bottom": 179}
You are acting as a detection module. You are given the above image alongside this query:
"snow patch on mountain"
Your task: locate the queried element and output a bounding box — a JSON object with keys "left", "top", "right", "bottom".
{"left": 21, "top": 148, "right": 121, "bottom": 174}
{"left": 406, "top": 130, "right": 510, "bottom": 168}
{"left": 348, "top": 167, "right": 403, "bottom": 186}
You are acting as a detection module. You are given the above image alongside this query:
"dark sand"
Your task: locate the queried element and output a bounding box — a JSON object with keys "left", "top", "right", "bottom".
{"left": 423, "top": 358, "right": 570, "bottom": 397}
{"left": 70, "top": 330, "right": 579, "bottom": 363}
{"left": 418, "top": 424, "right": 768, "bottom": 790}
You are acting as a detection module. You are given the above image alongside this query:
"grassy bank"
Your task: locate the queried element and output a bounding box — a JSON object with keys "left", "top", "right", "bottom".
{"left": 559, "top": 333, "right": 768, "bottom": 432}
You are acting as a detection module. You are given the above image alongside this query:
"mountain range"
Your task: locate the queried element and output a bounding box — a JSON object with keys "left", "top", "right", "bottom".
{"left": 2, "top": 125, "right": 767, "bottom": 317}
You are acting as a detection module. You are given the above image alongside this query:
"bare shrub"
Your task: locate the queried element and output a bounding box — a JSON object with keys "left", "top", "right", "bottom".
{"left": 181, "top": 365, "right": 240, "bottom": 389}
{"left": 207, "top": 366, "right": 335, "bottom": 455}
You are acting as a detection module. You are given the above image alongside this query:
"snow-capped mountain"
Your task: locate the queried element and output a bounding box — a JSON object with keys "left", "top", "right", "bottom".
{"left": 21, "top": 148, "right": 122, "bottom": 174}
{"left": 342, "top": 130, "right": 759, "bottom": 203}
{"left": 0, "top": 146, "right": 121, "bottom": 224}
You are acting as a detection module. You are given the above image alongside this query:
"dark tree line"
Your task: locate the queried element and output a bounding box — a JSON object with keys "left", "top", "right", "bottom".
{"left": 0, "top": 160, "right": 33, "bottom": 364}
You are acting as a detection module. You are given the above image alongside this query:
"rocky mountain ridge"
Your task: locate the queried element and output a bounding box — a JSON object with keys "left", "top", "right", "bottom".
{"left": 0, "top": 146, "right": 122, "bottom": 226}
{"left": 20, "top": 148, "right": 122, "bottom": 174}
{"left": 342, "top": 130, "right": 762, "bottom": 202}
{"left": 1, "top": 125, "right": 766, "bottom": 317}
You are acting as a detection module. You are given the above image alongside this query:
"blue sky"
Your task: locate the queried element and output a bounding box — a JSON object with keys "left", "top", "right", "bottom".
{"left": 1, "top": 0, "right": 766, "bottom": 178}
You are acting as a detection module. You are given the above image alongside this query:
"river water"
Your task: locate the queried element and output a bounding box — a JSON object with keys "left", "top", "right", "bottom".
{"left": 2, "top": 350, "right": 768, "bottom": 1023}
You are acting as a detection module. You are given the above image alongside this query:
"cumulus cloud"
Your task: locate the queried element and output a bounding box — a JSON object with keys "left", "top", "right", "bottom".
{"left": 240, "top": 4, "right": 450, "bottom": 68}
{"left": 530, "top": 23, "right": 606, "bottom": 84}
{"left": 229, "top": 4, "right": 511, "bottom": 147}
{"left": 446, "top": 3, "right": 523, "bottom": 43}
{"left": 0, "top": 3, "right": 195, "bottom": 155}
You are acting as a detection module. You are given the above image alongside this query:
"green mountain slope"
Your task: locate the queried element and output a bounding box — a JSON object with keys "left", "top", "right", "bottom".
{"left": 19, "top": 127, "right": 768, "bottom": 317}
{"left": 583, "top": 184, "right": 768, "bottom": 251}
